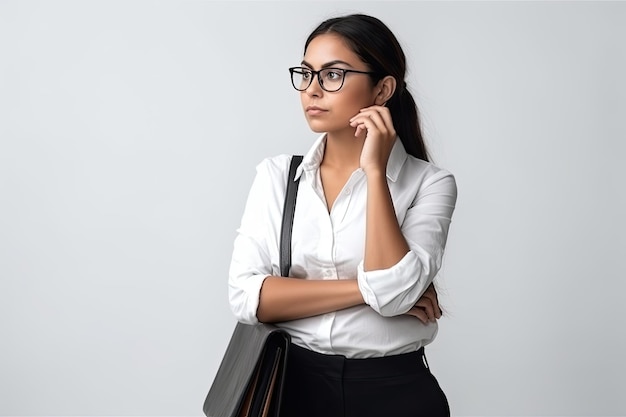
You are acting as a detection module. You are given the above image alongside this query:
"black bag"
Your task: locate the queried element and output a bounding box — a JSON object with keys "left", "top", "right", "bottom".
{"left": 203, "top": 155, "right": 303, "bottom": 417}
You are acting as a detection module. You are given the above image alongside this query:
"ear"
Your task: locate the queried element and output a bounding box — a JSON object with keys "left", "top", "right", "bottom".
{"left": 373, "top": 76, "right": 397, "bottom": 106}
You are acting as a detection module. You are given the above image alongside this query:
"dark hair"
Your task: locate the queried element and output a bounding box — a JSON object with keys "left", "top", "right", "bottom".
{"left": 305, "top": 14, "right": 430, "bottom": 162}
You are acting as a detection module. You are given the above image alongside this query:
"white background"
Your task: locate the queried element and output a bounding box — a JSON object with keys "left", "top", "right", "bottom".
{"left": 1, "top": 1, "right": 625, "bottom": 416}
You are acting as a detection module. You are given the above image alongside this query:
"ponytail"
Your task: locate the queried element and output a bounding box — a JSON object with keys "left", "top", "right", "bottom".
{"left": 387, "top": 84, "right": 430, "bottom": 162}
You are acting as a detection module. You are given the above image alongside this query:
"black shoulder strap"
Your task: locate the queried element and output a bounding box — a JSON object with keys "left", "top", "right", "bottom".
{"left": 279, "top": 155, "right": 303, "bottom": 278}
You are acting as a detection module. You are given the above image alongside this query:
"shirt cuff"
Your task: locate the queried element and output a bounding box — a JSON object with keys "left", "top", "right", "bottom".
{"left": 357, "top": 251, "right": 419, "bottom": 316}
{"left": 229, "top": 273, "right": 270, "bottom": 325}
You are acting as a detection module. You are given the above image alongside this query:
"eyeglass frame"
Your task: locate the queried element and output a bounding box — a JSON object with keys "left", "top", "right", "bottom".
{"left": 288, "top": 66, "right": 380, "bottom": 92}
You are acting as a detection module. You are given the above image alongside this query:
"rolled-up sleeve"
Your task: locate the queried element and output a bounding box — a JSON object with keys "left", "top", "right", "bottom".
{"left": 228, "top": 159, "right": 279, "bottom": 325}
{"left": 357, "top": 169, "right": 458, "bottom": 317}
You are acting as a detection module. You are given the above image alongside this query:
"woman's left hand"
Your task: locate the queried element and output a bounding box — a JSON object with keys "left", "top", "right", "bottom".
{"left": 349, "top": 105, "right": 397, "bottom": 176}
{"left": 403, "top": 283, "right": 442, "bottom": 324}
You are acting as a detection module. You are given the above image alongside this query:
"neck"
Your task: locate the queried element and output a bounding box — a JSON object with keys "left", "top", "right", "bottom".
{"left": 322, "top": 127, "right": 365, "bottom": 171}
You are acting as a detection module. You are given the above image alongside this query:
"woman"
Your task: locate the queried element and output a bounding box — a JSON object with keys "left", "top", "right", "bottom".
{"left": 229, "top": 14, "right": 457, "bottom": 417}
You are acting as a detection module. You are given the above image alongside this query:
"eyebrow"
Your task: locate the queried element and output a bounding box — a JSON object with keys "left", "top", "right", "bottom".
{"left": 300, "top": 59, "right": 354, "bottom": 69}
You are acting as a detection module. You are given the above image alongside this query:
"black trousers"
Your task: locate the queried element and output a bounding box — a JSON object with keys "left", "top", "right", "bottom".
{"left": 281, "top": 343, "right": 450, "bottom": 417}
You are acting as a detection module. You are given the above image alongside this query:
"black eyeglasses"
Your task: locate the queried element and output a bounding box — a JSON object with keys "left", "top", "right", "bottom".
{"left": 289, "top": 67, "right": 377, "bottom": 92}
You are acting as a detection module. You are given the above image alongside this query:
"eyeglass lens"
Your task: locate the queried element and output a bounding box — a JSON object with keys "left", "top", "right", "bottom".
{"left": 291, "top": 68, "right": 345, "bottom": 92}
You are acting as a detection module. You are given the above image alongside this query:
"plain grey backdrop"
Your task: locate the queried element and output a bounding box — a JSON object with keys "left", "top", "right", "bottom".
{"left": 1, "top": 1, "right": 624, "bottom": 416}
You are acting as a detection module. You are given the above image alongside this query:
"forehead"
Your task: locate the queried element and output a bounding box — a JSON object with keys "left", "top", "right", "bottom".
{"left": 303, "top": 34, "right": 363, "bottom": 68}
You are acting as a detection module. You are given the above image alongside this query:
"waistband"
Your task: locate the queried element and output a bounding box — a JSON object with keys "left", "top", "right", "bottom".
{"left": 288, "top": 343, "right": 429, "bottom": 380}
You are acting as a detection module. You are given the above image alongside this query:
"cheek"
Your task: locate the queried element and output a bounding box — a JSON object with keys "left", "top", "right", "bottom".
{"left": 337, "top": 90, "right": 373, "bottom": 117}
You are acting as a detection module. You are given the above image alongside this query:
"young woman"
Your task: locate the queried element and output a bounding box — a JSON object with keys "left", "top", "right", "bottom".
{"left": 228, "top": 14, "right": 457, "bottom": 417}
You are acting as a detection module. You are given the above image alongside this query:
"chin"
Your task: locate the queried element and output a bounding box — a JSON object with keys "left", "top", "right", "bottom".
{"left": 308, "top": 126, "right": 326, "bottom": 133}
{"left": 305, "top": 119, "right": 329, "bottom": 133}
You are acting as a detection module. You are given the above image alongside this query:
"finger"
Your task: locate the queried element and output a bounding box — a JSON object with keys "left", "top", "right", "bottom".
{"left": 351, "top": 108, "right": 386, "bottom": 125}
{"left": 364, "top": 111, "right": 389, "bottom": 136}
{"left": 419, "top": 284, "right": 441, "bottom": 319}
{"left": 421, "top": 286, "right": 437, "bottom": 309}
{"left": 425, "top": 283, "right": 442, "bottom": 318}
{"left": 363, "top": 106, "right": 396, "bottom": 138}
{"left": 423, "top": 283, "right": 435, "bottom": 297}
{"left": 405, "top": 307, "right": 428, "bottom": 324}
{"left": 360, "top": 107, "right": 395, "bottom": 136}
{"left": 351, "top": 121, "right": 365, "bottom": 137}
{"left": 433, "top": 292, "right": 442, "bottom": 319}
{"left": 359, "top": 105, "right": 389, "bottom": 115}
{"left": 349, "top": 112, "right": 379, "bottom": 127}
{"left": 414, "top": 298, "right": 436, "bottom": 323}
{"left": 434, "top": 301, "right": 442, "bottom": 319}
{"left": 349, "top": 115, "right": 379, "bottom": 136}
{"left": 351, "top": 105, "right": 384, "bottom": 121}
{"left": 353, "top": 109, "right": 388, "bottom": 135}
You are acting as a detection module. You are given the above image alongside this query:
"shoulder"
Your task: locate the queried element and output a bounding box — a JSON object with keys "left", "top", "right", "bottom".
{"left": 250, "top": 154, "right": 297, "bottom": 194}
{"left": 401, "top": 156, "right": 458, "bottom": 200}
{"left": 405, "top": 155, "right": 456, "bottom": 184}
{"left": 242, "top": 155, "right": 296, "bottom": 214}
{"left": 254, "top": 154, "right": 293, "bottom": 178}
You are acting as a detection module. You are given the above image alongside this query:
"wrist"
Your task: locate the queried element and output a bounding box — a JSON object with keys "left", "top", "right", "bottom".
{"left": 363, "top": 166, "right": 387, "bottom": 180}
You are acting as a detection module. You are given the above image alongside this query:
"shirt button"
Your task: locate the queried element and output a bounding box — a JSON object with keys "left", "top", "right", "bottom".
{"left": 344, "top": 188, "right": 352, "bottom": 195}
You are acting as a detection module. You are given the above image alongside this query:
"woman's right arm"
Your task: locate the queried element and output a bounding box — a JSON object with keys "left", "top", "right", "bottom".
{"left": 256, "top": 277, "right": 363, "bottom": 323}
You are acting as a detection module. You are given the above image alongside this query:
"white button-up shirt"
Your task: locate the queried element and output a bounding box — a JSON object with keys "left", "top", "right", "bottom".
{"left": 228, "top": 134, "right": 457, "bottom": 358}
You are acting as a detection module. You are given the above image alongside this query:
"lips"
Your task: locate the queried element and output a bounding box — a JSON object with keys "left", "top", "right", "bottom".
{"left": 305, "top": 106, "right": 328, "bottom": 116}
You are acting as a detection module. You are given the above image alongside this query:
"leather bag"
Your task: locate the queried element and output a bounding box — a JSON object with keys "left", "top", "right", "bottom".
{"left": 203, "top": 155, "right": 303, "bottom": 417}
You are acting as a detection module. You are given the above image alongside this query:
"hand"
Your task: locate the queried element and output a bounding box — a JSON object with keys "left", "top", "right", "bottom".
{"left": 349, "top": 105, "right": 397, "bottom": 176}
{"left": 404, "top": 283, "right": 442, "bottom": 324}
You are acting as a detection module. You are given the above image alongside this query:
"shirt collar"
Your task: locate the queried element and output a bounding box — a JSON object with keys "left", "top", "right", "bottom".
{"left": 386, "top": 136, "right": 409, "bottom": 182}
{"left": 294, "top": 133, "right": 408, "bottom": 182}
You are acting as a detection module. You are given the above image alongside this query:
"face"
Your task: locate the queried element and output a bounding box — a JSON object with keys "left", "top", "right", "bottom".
{"left": 299, "top": 34, "right": 379, "bottom": 134}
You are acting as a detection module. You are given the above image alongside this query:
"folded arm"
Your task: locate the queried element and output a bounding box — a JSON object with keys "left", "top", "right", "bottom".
{"left": 358, "top": 169, "right": 457, "bottom": 317}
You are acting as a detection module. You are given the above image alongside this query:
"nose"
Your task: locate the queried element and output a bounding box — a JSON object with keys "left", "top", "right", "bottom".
{"left": 304, "top": 73, "right": 323, "bottom": 97}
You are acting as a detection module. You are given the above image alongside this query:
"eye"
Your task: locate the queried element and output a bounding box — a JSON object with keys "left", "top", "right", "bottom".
{"left": 300, "top": 69, "right": 312, "bottom": 80}
{"left": 324, "top": 69, "right": 343, "bottom": 81}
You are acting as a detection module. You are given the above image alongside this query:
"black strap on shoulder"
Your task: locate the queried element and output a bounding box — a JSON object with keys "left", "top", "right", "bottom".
{"left": 279, "top": 155, "right": 303, "bottom": 278}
